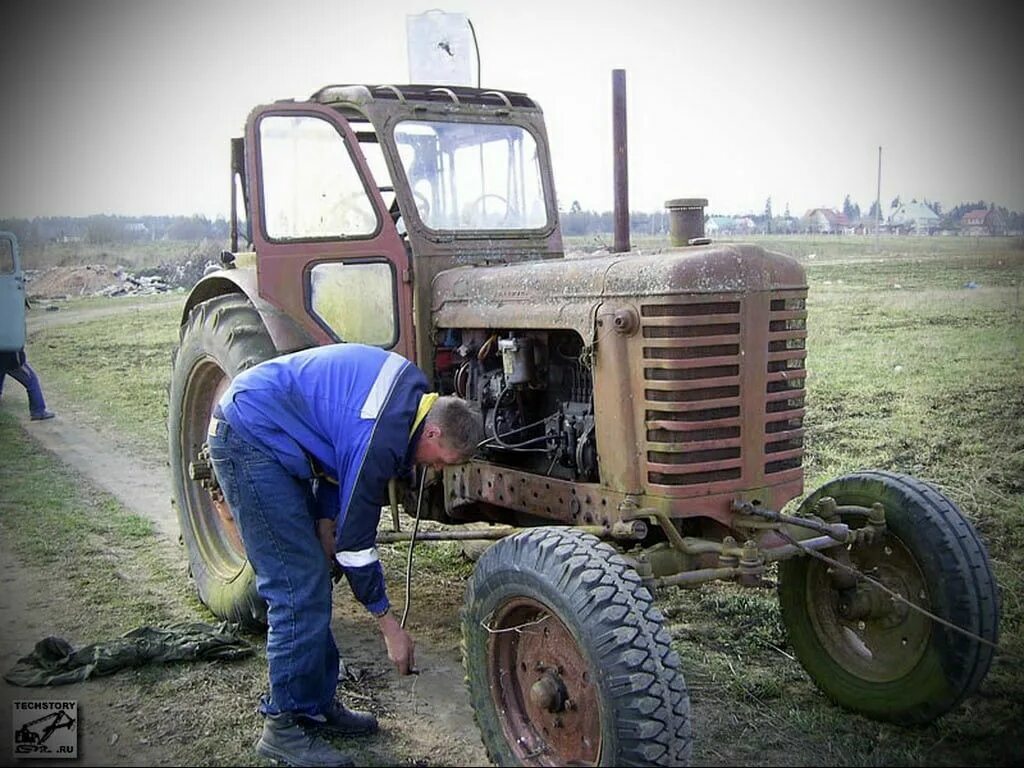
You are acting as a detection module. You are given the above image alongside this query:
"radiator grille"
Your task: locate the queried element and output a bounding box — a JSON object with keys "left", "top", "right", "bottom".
{"left": 764, "top": 293, "right": 806, "bottom": 476}
{"left": 642, "top": 300, "right": 743, "bottom": 487}
{"left": 641, "top": 291, "right": 806, "bottom": 494}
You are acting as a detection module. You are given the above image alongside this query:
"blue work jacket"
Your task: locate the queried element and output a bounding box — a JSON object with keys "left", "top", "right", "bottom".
{"left": 218, "top": 343, "right": 427, "bottom": 616}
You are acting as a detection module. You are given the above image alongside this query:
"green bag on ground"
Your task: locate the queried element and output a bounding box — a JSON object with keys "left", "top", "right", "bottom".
{"left": 4, "top": 621, "right": 255, "bottom": 686}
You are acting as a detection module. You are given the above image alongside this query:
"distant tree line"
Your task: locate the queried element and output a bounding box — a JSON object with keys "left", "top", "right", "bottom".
{"left": 4, "top": 199, "right": 1022, "bottom": 244}
{"left": 0, "top": 214, "right": 230, "bottom": 248}
{"left": 7, "top": 209, "right": 670, "bottom": 241}
{"left": 559, "top": 202, "right": 672, "bottom": 237}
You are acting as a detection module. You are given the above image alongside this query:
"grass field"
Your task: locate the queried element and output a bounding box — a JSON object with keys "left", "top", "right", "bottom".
{"left": 27, "top": 300, "right": 183, "bottom": 452}
{"left": 11, "top": 234, "right": 1024, "bottom": 765}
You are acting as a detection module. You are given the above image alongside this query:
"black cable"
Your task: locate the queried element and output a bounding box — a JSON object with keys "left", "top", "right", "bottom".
{"left": 467, "top": 18, "right": 481, "bottom": 88}
{"left": 488, "top": 445, "right": 550, "bottom": 454}
{"left": 481, "top": 413, "right": 549, "bottom": 442}
{"left": 401, "top": 467, "right": 428, "bottom": 630}
{"left": 483, "top": 386, "right": 553, "bottom": 450}
{"left": 482, "top": 432, "right": 549, "bottom": 450}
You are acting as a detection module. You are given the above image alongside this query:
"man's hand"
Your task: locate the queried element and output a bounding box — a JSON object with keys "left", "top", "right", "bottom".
{"left": 378, "top": 613, "right": 416, "bottom": 675}
{"left": 315, "top": 519, "right": 344, "bottom": 583}
{"left": 315, "top": 518, "right": 336, "bottom": 564}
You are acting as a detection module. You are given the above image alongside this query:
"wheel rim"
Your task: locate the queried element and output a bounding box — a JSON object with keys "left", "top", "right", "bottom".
{"left": 180, "top": 356, "right": 247, "bottom": 571}
{"left": 805, "top": 531, "right": 931, "bottom": 682}
{"left": 486, "top": 597, "right": 602, "bottom": 766}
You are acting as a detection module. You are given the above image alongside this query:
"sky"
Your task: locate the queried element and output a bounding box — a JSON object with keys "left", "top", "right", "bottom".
{"left": 1, "top": 0, "right": 1022, "bottom": 220}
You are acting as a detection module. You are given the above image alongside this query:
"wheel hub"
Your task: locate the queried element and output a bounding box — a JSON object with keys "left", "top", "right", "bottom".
{"left": 838, "top": 567, "right": 912, "bottom": 626}
{"left": 487, "top": 597, "right": 601, "bottom": 765}
{"left": 808, "top": 533, "right": 931, "bottom": 682}
{"left": 530, "top": 670, "right": 568, "bottom": 713}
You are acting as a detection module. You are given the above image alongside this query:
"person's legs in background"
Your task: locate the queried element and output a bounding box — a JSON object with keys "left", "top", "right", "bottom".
{"left": 4, "top": 360, "right": 54, "bottom": 420}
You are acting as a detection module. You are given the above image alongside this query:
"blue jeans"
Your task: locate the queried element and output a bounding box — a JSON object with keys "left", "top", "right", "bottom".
{"left": 0, "top": 359, "right": 48, "bottom": 416}
{"left": 206, "top": 417, "right": 338, "bottom": 717}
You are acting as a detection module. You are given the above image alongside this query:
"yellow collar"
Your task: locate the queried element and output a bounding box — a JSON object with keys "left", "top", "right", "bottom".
{"left": 410, "top": 392, "right": 438, "bottom": 439}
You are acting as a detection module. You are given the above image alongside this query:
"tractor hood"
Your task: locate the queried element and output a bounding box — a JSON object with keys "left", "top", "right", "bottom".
{"left": 431, "top": 242, "right": 806, "bottom": 337}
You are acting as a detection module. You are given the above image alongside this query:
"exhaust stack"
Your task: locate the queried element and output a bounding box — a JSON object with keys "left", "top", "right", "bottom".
{"left": 612, "top": 69, "right": 630, "bottom": 253}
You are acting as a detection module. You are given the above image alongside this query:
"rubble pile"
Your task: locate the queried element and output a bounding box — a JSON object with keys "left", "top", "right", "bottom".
{"left": 25, "top": 264, "right": 121, "bottom": 298}
{"left": 93, "top": 273, "right": 172, "bottom": 297}
{"left": 26, "top": 259, "right": 218, "bottom": 300}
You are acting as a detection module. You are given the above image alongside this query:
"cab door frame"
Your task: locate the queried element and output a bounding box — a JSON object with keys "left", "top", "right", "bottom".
{"left": 246, "top": 103, "right": 416, "bottom": 362}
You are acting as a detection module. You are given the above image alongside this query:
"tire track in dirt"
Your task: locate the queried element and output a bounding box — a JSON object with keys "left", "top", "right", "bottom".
{"left": 22, "top": 413, "right": 179, "bottom": 544}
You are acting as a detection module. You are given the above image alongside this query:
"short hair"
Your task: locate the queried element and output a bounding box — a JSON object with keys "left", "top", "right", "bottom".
{"left": 427, "top": 395, "right": 483, "bottom": 462}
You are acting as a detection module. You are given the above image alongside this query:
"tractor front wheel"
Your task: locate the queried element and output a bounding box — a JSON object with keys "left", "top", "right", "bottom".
{"left": 779, "top": 470, "right": 1000, "bottom": 724}
{"left": 462, "top": 527, "right": 692, "bottom": 766}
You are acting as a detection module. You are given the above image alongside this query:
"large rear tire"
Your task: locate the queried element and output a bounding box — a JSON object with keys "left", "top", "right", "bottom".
{"left": 779, "top": 470, "right": 1000, "bottom": 724}
{"left": 462, "top": 527, "right": 692, "bottom": 766}
{"left": 168, "top": 293, "right": 278, "bottom": 629}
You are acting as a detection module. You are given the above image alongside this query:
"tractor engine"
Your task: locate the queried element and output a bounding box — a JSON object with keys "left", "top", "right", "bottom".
{"left": 434, "top": 329, "right": 598, "bottom": 483}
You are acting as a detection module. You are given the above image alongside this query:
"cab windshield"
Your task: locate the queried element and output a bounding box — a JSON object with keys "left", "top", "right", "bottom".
{"left": 393, "top": 120, "right": 549, "bottom": 231}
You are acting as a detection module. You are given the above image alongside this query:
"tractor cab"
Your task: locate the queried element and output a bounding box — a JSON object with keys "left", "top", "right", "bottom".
{"left": 208, "top": 85, "right": 563, "bottom": 367}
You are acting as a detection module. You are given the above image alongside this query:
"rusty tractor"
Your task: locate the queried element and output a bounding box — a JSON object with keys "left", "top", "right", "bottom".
{"left": 168, "top": 83, "right": 1000, "bottom": 766}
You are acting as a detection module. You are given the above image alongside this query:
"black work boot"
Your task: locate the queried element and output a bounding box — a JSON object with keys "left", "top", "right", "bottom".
{"left": 255, "top": 712, "right": 354, "bottom": 767}
{"left": 314, "top": 699, "right": 378, "bottom": 737}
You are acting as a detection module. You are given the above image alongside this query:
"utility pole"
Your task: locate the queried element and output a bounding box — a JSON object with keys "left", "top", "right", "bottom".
{"left": 875, "top": 145, "right": 882, "bottom": 251}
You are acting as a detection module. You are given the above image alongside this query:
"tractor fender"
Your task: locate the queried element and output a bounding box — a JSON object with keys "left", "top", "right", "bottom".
{"left": 180, "top": 268, "right": 316, "bottom": 354}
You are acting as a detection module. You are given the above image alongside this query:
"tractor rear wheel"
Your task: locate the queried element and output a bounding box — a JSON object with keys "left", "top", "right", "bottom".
{"left": 462, "top": 527, "right": 691, "bottom": 766}
{"left": 168, "top": 293, "right": 278, "bottom": 629}
{"left": 778, "top": 470, "right": 999, "bottom": 724}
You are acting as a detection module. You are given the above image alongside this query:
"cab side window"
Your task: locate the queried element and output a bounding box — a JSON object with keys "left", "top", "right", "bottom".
{"left": 259, "top": 115, "right": 379, "bottom": 240}
{"left": 309, "top": 261, "right": 397, "bottom": 347}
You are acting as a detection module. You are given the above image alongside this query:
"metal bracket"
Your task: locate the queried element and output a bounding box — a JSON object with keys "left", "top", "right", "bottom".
{"left": 188, "top": 443, "right": 223, "bottom": 502}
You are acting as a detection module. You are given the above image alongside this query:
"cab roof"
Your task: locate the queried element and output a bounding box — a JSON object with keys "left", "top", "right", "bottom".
{"left": 308, "top": 83, "right": 539, "bottom": 110}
